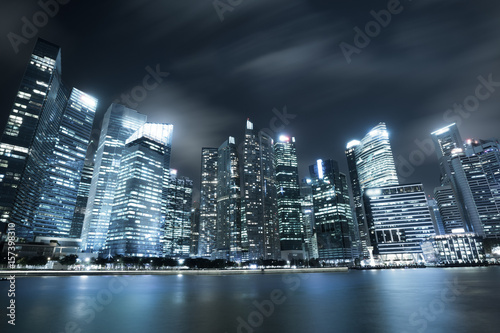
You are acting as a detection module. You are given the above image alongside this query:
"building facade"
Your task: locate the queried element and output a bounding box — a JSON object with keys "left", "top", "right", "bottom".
{"left": 81, "top": 104, "right": 147, "bottom": 252}
{"left": 198, "top": 147, "right": 218, "bottom": 257}
{"left": 106, "top": 123, "right": 173, "bottom": 257}
{"left": 363, "top": 183, "right": 436, "bottom": 262}
{"left": 274, "top": 136, "right": 303, "bottom": 260}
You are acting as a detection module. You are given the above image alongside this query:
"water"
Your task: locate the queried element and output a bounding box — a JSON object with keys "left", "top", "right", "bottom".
{"left": 1, "top": 267, "right": 499, "bottom": 333}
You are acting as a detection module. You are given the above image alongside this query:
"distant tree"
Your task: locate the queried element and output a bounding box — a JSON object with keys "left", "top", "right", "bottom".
{"left": 59, "top": 254, "right": 78, "bottom": 266}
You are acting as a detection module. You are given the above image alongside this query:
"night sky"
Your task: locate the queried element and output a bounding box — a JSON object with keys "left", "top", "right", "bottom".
{"left": 1, "top": 0, "right": 500, "bottom": 200}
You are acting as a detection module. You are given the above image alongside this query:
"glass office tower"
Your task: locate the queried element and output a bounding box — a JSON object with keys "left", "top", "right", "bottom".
{"left": 345, "top": 122, "right": 399, "bottom": 258}
{"left": 32, "top": 88, "right": 97, "bottom": 238}
{"left": 106, "top": 123, "right": 173, "bottom": 257}
{"left": 81, "top": 104, "right": 147, "bottom": 253}
{"left": 274, "top": 136, "right": 304, "bottom": 259}
{"left": 0, "top": 39, "right": 63, "bottom": 233}
{"left": 164, "top": 169, "right": 193, "bottom": 258}
{"left": 309, "top": 159, "right": 356, "bottom": 262}
{"left": 216, "top": 137, "right": 242, "bottom": 261}
{"left": 241, "top": 120, "right": 279, "bottom": 261}
{"left": 71, "top": 162, "right": 94, "bottom": 238}
{"left": 198, "top": 147, "right": 218, "bottom": 257}
{"left": 363, "top": 183, "right": 436, "bottom": 262}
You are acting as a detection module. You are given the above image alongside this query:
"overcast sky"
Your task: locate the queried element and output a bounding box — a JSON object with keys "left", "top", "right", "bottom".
{"left": 1, "top": 0, "right": 500, "bottom": 200}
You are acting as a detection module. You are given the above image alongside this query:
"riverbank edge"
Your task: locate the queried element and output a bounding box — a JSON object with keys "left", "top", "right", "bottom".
{"left": 0, "top": 267, "right": 348, "bottom": 277}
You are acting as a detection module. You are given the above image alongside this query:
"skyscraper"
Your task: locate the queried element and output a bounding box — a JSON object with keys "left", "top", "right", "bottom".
{"left": 198, "top": 147, "right": 218, "bottom": 257}
{"left": 31, "top": 88, "right": 97, "bottom": 238}
{"left": 309, "top": 159, "right": 356, "bottom": 262}
{"left": 190, "top": 206, "right": 200, "bottom": 256}
{"left": 241, "top": 120, "right": 279, "bottom": 260}
{"left": 81, "top": 104, "right": 147, "bottom": 252}
{"left": 363, "top": 183, "right": 436, "bottom": 262}
{"left": 216, "top": 137, "right": 242, "bottom": 261}
{"left": 300, "top": 179, "right": 318, "bottom": 259}
{"left": 274, "top": 135, "right": 304, "bottom": 259}
{"left": 164, "top": 169, "right": 193, "bottom": 258}
{"left": 0, "top": 39, "right": 97, "bottom": 241}
{"left": 345, "top": 122, "right": 399, "bottom": 258}
{"left": 0, "top": 39, "right": 66, "bottom": 238}
{"left": 433, "top": 185, "right": 465, "bottom": 234}
{"left": 106, "top": 123, "right": 173, "bottom": 257}
{"left": 71, "top": 162, "right": 94, "bottom": 238}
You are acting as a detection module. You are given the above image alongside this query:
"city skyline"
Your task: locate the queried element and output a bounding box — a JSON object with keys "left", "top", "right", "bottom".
{"left": 1, "top": 1, "right": 500, "bottom": 200}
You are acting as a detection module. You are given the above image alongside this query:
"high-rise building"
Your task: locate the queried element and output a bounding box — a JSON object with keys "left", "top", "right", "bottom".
{"left": 363, "top": 183, "right": 436, "bottom": 262}
{"left": 241, "top": 120, "right": 279, "bottom": 260}
{"left": 427, "top": 198, "right": 446, "bottom": 236}
{"left": 345, "top": 122, "right": 399, "bottom": 258}
{"left": 190, "top": 206, "right": 200, "bottom": 256}
{"left": 274, "top": 135, "right": 304, "bottom": 260}
{"left": 448, "top": 140, "right": 500, "bottom": 238}
{"left": 300, "top": 179, "right": 318, "bottom": 259}
{"left": 198, "top": 147, "right": 218, "bottom": 257}
{"left": 81, "top": 104, "right": 147, "bottom": 252}
{"left": 421, "top": 233, "right": 485, "bottom": 264}
{"left": 71, "top": 162, "right": 94, "bottom": 238}
{"left": 433, "top": 185, "right": 465, "bottom": 234}
{"left": 0, "top": 39, "right": 64, "bottom": 235}
{"left": 106, "top": 123, "right": 173, "bottom": 257}
{"left": 216, "top": 137, "right": 242, "bottom": 261}
{"left": 31, "top": 88, "right": 97, "bottom": 238}
{"left": 309, "top": 159, "right": 356, "bottom": 262}
{"left": 0, "top": 39, "right": 97, "bottom": 241}
{"left": 164, "top": 169, "right": 193, "bottom": 258}
{"left": 431, "top": 123, "right": 464, "bottom": 186}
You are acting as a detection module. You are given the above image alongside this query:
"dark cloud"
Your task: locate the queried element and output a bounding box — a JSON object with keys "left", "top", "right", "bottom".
{"left": 1, "top": 0, "right": 500, "bottom": 198}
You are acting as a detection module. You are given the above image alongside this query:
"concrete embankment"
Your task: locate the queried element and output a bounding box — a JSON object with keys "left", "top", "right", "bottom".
{"left": 0, "top": 267, "right": 348, "bottom": 277}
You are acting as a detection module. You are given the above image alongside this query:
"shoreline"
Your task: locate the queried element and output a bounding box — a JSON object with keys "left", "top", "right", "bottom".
{"left": 0, "top": 267, "right": 348, "bottom": 277}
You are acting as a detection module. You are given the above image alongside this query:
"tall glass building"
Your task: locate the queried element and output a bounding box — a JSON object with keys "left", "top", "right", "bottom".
{"left": 71, "top": 162, "right": 94, "bottom": 238}
{"left": 0, "top": 39, "right": 66, "bottom": 238}
{"left": 81, "top": 104, "right": 147, "bottom": 253}
{"left": 309, "top": 159, "right": 356, "bottom": 262}
{"left": 198, "top": 147, "right": 218, "bottom": 257}
{"left": 0, "top": 39, "right": 97, "bottom": 241}
{"left": 274, "top": 136, "right": 304, "bottom": 259}
{"left": 241, "top": 120, "right": 279, "bottom": 260}
{"left": 433, "top": 185, "right": 465, "bottom": 234}
{"left": 216, "top": 136, "right": 242, "bottom": 261}
{"left": 31, "top": 88, "right": 97, "bottom": 238}
{"left": 345, "top": 122, "right": 399, "bottom": 258}
{"left": 164, "top": 169, "right": 193, "bottom": 258}
{"left": 363, "top": 183, "right": 436, "bottom": 262}
{"left": 106, "top": 123, "right": 173, "bottom": 257}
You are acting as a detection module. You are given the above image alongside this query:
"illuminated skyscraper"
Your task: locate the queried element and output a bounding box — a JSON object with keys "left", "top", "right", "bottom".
{"left": 363, "top": 183, "right": 436, "bottom": 262}
{"left": 0, "top": 39, "right": 66, "bottom": 238}
{"left": 274, "top": 135, "right": 304, "bottom": 259}
{"left": 241, "top": 120, "right": 279, "bottom": 260}
{"left": 106, "top": 123, "right": 173, "bottom": 257}
{"left": 32, "top": 88, "right": 97, "bottom": 238}
{"left": 300, "top": 179, "right": 318, "bottom": 259}
{"left": 71, "top": 162, "right": 94, "bottom": 238}
{"left": 198, "top": 147, "right": 218, "bottom": 257}
{"left": 433, "top": 185, "right": 465, "bottom": 234}
{"left": 345, "top": 122, "right": 399, "bottom": 258}
{"left": 164, "top": 169, "right": 193, "bottom": 258}
{"left": 216, "top": 137, "right": 242, "bottom": 261}
{"left": 0, "top": 39, "right": 97, "bottom": 240}
{"left": 190, "top": 206, "right": 200, "bottom": 256}
{"left": 309, "top": 159, "right": 356, "bottom": 262}
{"left": 81, "top": 104, "right": 147, "bottom": 252}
